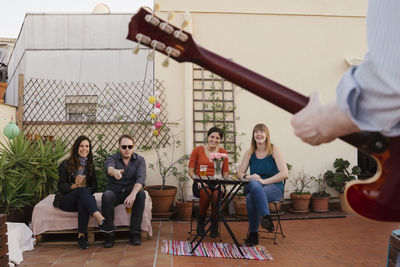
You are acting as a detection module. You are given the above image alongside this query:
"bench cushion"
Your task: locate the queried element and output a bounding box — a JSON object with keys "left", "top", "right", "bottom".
{"left": 31, "top": 191, "right": 152, "bottom": 236}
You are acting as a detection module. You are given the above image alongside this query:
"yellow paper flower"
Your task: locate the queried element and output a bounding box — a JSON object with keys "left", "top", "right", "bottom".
{"left": 153, "top": 130, "right": 159, "bottom": 136}
{"left": 150, "top": 113, "right": 157, "bottom": 119}
{"left": 148, "top": 96, "right": 156, "bottom": 104}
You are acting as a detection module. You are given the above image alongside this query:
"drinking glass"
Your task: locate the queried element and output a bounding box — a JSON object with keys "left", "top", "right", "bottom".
{"left": 200, "top": 165, "right": 208, "bottom": 177}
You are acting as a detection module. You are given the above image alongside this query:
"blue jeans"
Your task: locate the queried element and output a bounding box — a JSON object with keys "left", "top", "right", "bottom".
{"left": 59, "top": 187, "right": 99, "bottom": 234}
{"left": 245, "top": 180, "right": 283, "bottom": 232}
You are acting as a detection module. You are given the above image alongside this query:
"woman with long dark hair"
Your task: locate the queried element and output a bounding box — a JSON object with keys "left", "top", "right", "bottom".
{"left": 53, "top": 135, "right": 107, "bottom": 249}
{"left": 188, "top": 126, "right": 229, "bottom": 238}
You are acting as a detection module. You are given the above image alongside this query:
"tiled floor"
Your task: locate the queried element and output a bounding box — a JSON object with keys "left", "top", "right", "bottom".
{"left": 20, "top": 214, "right": 396, "bottom": 266}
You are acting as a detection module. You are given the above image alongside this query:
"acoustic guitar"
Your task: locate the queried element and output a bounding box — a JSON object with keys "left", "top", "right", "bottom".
{"left": 127, "top": 7, "right": 400, "bottom": 222}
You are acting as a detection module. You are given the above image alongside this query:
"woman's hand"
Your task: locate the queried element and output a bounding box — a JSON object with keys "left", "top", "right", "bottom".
{"left": 75, "top": 175, "right": 85, "bottom": 186}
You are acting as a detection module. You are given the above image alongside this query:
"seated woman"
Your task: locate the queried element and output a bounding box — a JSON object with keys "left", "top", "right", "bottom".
{"left": 238, "top": 123, "right": 288, "bottom": 246}
{"left": 53, "top": 135, "right": 107, "bottom": 249}
{"left": 188, "top": 126, "right": 229, "bottom": 238}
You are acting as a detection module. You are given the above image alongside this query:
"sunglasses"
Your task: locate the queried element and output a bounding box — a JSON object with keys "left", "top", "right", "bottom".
{"left": 121, "top": 145, "right": 133, "bottom": 150}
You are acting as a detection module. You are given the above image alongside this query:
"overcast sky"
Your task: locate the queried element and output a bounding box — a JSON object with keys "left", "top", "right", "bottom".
{"left": 0, "top": 0, "right": 154, "bottom": 38}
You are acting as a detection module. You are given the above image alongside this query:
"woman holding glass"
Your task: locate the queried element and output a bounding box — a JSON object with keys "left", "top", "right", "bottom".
{"left": 53, "top": 135, "right": 107, "bottom": 249}
{"left": 238, "top": 123, "right": 288, "bottom": 246}
{"left": 188, "top": 126, "right": 229, "bottom": 238}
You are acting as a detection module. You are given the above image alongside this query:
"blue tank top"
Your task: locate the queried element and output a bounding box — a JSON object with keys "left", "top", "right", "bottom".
{"left": 249, "top": 152, "right": 284, "bottom": 193}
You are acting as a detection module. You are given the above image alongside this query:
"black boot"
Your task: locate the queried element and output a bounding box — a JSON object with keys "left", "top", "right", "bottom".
{"left": 244, "top": 232, "right": 259, "bottom": 246}
{"left": 77, "top": 236, "right": 88, "bottom": 250}
{"left": 261, "top": 215, "right": 274, "bottom": 232}
{"left": 130, "top": 233, "right": 141, "bottom": 246}
{"left": 196, "top": 216, "right": 205, "bottom": 236}
{"left": 210, "top": 218, "right": 218, "bottom": 238}
{"left": 104, "top": 232, "right": 115, "bottom": 248}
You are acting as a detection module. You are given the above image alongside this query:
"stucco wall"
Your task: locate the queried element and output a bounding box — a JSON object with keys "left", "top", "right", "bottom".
{"left": 155, "top": 0, "right": 368, "bottom": 197}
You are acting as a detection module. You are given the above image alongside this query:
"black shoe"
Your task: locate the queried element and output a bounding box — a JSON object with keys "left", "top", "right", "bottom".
{"left": 130, "top": 233, "right": 141, "bottom": 246}
{"left": 261, "top": 215, "right": 274, "bottom": 232}
{"left": 104, "top": 232, "right": 115, "bottom": 248}
{"left": 244, "top": 232, "right": 259, "bottom": 246}
{"left": 210, "top": 219, "right": 218, "bottom": 238}
{"left": 196, "top": 216, "right": 205, "bottom": 236}
{"left": 77, "top": 236, "right": 88, "bottom": 250}
{"left": 99, "top": 219, "right": 114, "bottom": 233}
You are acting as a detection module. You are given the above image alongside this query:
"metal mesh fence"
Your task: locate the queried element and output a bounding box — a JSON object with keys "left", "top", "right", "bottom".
{"left": 22, "top": 77, "right": 170, "bottom": 152}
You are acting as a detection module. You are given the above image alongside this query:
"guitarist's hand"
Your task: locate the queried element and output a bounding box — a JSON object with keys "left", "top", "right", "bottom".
{"left": 291, "top": 91, "right": 360, "bottom": 145}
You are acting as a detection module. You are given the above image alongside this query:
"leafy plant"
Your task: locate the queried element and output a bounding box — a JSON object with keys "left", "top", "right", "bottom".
{"left": 141, "top": 128, "right": 189, "bottom": 189}
{"left": 176, "top": 161, "right": 190, "bottom": 202}
{"left": 311, "top": 174, "right": 331, "bottom": 198}
{"left": 93, "top": 134, "right": 116, "bottom": 192}
{"left": 0, "top": 134, "right": 68, "bottom": 212}
{"left": 289, "top": 168, "right": 312, "bottom": 195}
{"left": 324, "top": 158, "right": 361, "bottom": 193}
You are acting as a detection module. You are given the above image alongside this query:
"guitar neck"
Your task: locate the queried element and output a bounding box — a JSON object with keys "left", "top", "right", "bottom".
{"left": 193, "top": 45, "right": 309, "bottom": 114}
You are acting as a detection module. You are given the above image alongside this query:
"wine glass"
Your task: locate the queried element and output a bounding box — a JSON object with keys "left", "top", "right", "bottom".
{"left": 231, "top": 163, "right": 239, "bottom": 178}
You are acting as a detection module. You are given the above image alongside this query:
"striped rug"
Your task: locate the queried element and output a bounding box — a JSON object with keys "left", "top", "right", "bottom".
{"left": 161, "top": 240, "right": 273, "bottom": 260}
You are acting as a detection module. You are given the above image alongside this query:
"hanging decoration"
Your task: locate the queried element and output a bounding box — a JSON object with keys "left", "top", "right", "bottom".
{"left": 3, "top": 121, "right": 20, "bottom": 139}
{"left": 148, "top": 90, "right": 163, "bottom": 136}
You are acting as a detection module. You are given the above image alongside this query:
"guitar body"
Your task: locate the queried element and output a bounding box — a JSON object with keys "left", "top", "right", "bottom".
{"left": 127, "top": 7, "right": 400, "bottom": 222}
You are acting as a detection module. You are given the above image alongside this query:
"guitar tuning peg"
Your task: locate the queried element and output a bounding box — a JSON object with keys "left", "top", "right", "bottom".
{"left": 147, "top": 49, "right": 155, "bottom": 61}
{"left": 181, "top": 19, "right": 189, "bottom": 29}
{"left": 153, "top": 3, "right": 160, "bottom": 13}
{"left": 162, "top": 56, "right": 169, "bottom": 67}
{"left": 167, "top": 12, "right": 175, "bottom": 22}
{"left": 132, "top": 43, "right": 140, "bottom": 54}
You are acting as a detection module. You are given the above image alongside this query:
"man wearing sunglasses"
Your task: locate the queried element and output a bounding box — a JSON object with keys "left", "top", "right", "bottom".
{"left": 101, "top": 134, "right": 146, "bottom": 248}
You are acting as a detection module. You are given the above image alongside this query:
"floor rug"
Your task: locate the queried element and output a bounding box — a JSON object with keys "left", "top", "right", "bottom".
{"left": 161, "top": 240, "right": 273, "bottom": 260}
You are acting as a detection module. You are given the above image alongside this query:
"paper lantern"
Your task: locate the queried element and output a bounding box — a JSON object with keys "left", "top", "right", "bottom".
{"left": 148, "top": 96, "right": 156, "bottom": 104}
{"left": 154, "top": 90, "right": 161, "bottom": 97}
{"left": 155, "top": 121, "right": 163, "bottom": 129}
{"left": 155, "top": 102, "right": 161, "bottom": 108}
{"left": 3, "top": 122, "right": 20, "bottom": 139}
{"left": 153, "top": 108, "right": 160, "bottom": 115}
{"left": 151, "top": 125, "right": 156, "bottom": 131}
{"left": 150, "top": 113, "right": 157, "bottom": 119}
{"left": 153, "top": 130, "right": 159, "bottom": 136}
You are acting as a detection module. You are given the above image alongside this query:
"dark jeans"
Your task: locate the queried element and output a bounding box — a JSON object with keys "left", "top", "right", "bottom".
{"left": 101, "top": 189, "right": 145, "bottom": 234}
{"left": 59, "top": 187, "right": 99, "bottom": 234}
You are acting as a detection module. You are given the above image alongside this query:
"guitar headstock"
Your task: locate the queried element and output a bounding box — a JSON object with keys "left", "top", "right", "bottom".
{"left": 127, "top": 7, "right": 199, "bottom": 63}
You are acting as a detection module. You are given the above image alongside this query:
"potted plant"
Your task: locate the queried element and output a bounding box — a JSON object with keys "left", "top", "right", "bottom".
{"left": 175, "top": 164, "right": 193, "bottom": 220}
{"left": 289, "top": 168, "right": 312, "bottom": 213}
{"left": 233, "top": 187, "right": 247, "bottom": 218}
{"left": 323, "top": 158, "right": 361, "bottom": 212}
{"left": 0, "top": 134, "right": 67, "bottom": 224}
{"left": 142, "top": 130, "right": 188, "bottom": 218}
{"left": 311, "top": 174, "right": 331, "bottom": 212}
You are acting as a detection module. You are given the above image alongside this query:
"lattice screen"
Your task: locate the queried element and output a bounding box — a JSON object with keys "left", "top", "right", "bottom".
{"left": 192, "top": 66, "right": 239, "bottom": 162}
{"left": 22, "top": 78, "right": 170, "bottom": 152}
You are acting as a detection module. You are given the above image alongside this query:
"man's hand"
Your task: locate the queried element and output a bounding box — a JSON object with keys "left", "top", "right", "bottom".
{"left": 291, "top": 91, "right": 360, "bottom": 145}
{"left": 114, "top": 169, "right": 124, "bottom": 180}
{"left": 124, "top": 193, "right": 137, "bottom": 209}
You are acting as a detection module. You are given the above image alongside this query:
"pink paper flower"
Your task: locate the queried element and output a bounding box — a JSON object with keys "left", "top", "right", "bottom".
{"left": 155, "top": 102, "right": 161, "bottom": 108}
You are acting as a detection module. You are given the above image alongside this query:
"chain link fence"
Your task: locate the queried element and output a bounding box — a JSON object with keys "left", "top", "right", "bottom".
{"left": 22, "top": 77, "right": 170, "bottom": 152}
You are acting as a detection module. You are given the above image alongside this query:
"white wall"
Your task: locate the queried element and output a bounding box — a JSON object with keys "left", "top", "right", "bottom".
{"left": 155, "top": 0, "right": 367, "bottom": 197}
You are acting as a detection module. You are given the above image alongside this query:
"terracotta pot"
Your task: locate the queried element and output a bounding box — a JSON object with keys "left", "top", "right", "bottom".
{"left": 176, "top": 201, "right": 193, "bottom": 220}
{"left": 290, "top": 193, "right": 311, "bottom": 212}
{"left": 339, "top": 193, "right": 353, "bottom": 213}
{"left": 0, "top": 82, "right": 7, "bottom": 103}
{"left": 145, "top": 185, "right": 177, "bottom": 217}
{"left": 311, "top": 197, "right": 329, "bottom": 212}
{"left": 233, "top": 196, "right": 247, "bottom": 218}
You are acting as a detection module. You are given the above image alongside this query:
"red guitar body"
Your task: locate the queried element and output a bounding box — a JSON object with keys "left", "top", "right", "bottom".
{"left": 127, "top": 7, "right": 400, "bottom": 222}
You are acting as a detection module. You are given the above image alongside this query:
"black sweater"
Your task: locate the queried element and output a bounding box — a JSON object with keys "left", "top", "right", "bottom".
{"left": 53, "top": 159, "right": 97, "bottom": 207}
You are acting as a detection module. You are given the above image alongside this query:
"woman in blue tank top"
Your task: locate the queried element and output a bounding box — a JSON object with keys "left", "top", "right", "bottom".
{"left": 238, "top": 123, "right": 288, "bottom": 246}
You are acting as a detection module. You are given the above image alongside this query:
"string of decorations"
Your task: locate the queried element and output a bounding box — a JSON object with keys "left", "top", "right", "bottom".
{"left": 148, "top": 90, "right": 163, "bottom": 136}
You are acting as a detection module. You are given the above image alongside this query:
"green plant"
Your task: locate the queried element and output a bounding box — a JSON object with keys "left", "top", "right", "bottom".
{"left": 141, "top": 128, "right": 189, "bottom": 189}
{"left": 323, "top": 158, "right": 361, "bottom": 193}
{"left": 93, "top": 134, "right": 116, "bottom": 192}
{"left": 311, "top": 174, "right": 331, "bottom": 198}
{"left": 0, "top": 134, "right": 68, "bottom": 212}
{"left": 176, "top": 161, "right": 190, "bottom": 202}
{"left": 289, "top": 168, "right": 312, "bottom": 195}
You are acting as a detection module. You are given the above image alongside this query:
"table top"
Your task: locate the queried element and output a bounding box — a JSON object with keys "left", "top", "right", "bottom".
{"left": 193, "top": 175, "right": 249, "bottom": 185}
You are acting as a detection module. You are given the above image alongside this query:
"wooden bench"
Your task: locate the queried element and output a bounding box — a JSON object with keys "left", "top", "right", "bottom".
{"left": 32, "top": 192, "right": 153, "bottom": 244}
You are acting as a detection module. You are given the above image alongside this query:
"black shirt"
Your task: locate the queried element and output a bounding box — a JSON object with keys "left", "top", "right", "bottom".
{"left": 105, "top": 152, "right": 146, "bottom": 193}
